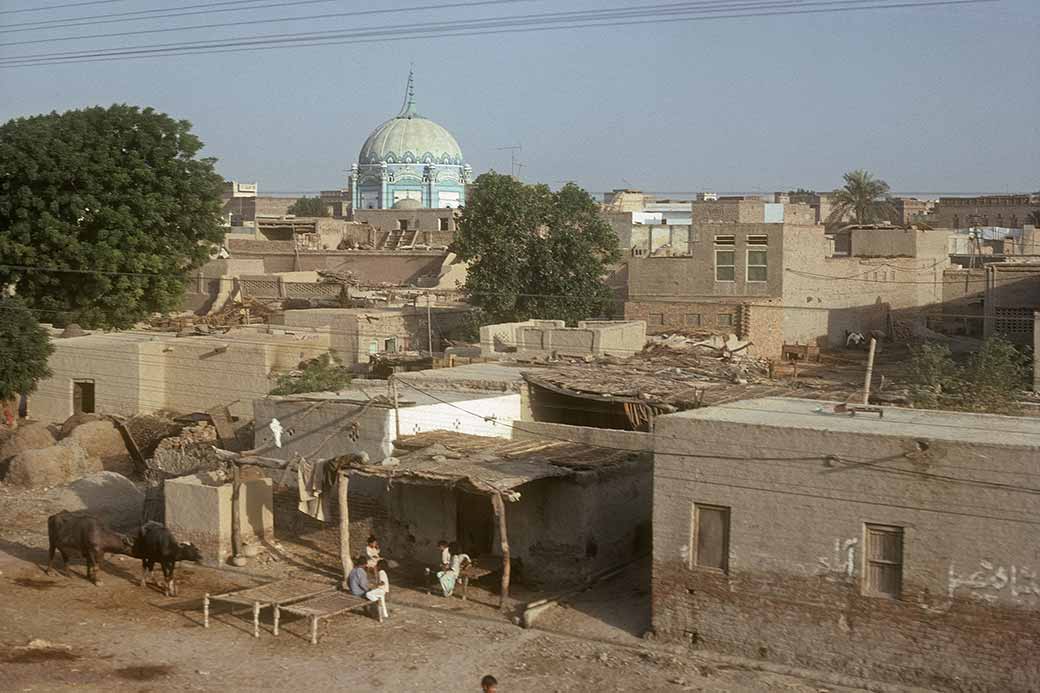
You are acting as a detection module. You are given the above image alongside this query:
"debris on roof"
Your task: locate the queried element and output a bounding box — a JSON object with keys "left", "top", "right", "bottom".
{"left": 341, "top": 431, "right": 646, "bottom": 496}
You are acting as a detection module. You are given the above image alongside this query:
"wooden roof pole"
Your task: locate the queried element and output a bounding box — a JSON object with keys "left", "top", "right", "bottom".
{"left": 339, "top": 470, "right": 353, "bottom": 590}
{"left": 492, "top": 492, "right": 510, "bottom": 611}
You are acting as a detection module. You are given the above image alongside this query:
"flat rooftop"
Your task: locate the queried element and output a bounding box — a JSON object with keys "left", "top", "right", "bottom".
{"left": 674, "top": 397, "right": 1040, "bottom": 448}
{"left": 273, "top": 387, "right": 514, "bottom": 408}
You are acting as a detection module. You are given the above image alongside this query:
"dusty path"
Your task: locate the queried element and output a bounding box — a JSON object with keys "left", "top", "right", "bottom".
{"left": 0, "top": 484, "right": 877, "bottom": 692}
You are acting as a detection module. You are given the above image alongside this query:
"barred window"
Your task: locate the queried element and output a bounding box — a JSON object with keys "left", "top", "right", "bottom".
{"left": 994, "top": 307, "right": 1032, "bottom": 334}
{"left": 685, "top": 313, "right": 702, "bottom": 327}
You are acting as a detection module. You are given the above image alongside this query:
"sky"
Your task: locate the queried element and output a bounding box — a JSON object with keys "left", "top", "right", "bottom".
{"left": 0, "top": 0, "right": 1038, "bottom": 196}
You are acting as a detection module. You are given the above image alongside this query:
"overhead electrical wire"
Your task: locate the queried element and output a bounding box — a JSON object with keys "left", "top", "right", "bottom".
{"left": 0, "top": 0, "right": 355, "bottom": 31}
{"left": 0, "top": 0, "right": 997, "bottom": 68}
{"left": 2, "top": 0, "right": 869, "bottom": 47}
{"left": 0, "top": 0, "right": 135, "bottom": 17}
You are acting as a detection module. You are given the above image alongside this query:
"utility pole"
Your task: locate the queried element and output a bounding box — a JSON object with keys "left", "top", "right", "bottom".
{"left": 426, "top": 291, "right": 434, "bottom": 355}
{"left": 496, "top": 145, "right": 522, "bottom": 179}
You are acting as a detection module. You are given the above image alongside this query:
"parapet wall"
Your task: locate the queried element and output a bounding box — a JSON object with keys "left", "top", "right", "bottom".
{"left": 480, "top": 319, "right": 646, "bottom": 358}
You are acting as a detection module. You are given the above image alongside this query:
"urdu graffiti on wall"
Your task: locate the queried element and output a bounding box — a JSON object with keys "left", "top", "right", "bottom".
{"left": 948, "top": 561, "right": 1040, "bottom": 605}
{"left": 818, "top": 538, "right": 858, "bottom": 577}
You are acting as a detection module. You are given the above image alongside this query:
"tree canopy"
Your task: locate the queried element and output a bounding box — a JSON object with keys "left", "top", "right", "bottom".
{"left": 0, "top": 104, "right": 225, "bottom": 329}
{"left": 0, "top": 297, "right": 53, "bottom": 403}
{"left": 287, "top": 196, "right": 329, "bottom": 217}
{"left": 827, "top": 169, "right": 896, "bottom": 226}
{"left": 270, "top": 354, "right": 352, "bottom": 396}
{"left": 908, "top": 336, "right": 1029, "bottom": 414}
{"left": 452, "top": 173, "right": 620, "bottom": 325}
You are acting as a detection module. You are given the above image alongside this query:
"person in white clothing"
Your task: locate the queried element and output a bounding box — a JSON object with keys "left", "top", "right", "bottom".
{"left": 366, "top": 535, "right": 381, "bottom": 567}
{"left": 365, "top": 559, "right": 390, "bottom": 619}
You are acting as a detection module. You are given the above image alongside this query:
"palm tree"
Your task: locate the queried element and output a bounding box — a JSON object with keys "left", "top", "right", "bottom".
{"left": 826, "top": 170, "right": 897, "bottom": 226}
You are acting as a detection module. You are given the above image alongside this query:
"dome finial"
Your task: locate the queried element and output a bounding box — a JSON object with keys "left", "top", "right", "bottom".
{"left": 398, "top": 65, "right": 418, "bottom": 118}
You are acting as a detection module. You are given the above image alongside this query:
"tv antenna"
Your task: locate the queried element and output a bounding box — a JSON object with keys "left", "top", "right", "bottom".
{"left": 497, "top": 145, "right": 523, "bottom": 179}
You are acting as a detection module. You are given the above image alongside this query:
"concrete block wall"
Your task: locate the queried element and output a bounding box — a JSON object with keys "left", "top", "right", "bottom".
{"left": 480, "top": 320, "right": 565, "bottom": 356}
{"left": 651, "top": 401, "right": 1040, "bottom": 691}
{"left": 164, "top": 474, "right": 273, "bottom": 565}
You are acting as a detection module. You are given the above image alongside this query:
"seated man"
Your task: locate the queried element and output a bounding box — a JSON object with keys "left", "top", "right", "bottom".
{"left": 347, "top": 557, "right": 369, "bottom": 597}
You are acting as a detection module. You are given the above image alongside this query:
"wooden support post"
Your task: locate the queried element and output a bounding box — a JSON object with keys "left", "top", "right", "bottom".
{"left": 310, "top": 616, "right": 319, "bottom": 645}
{"left": 203, "top": 594, "right": 210, "bottom": 628}
{"left": 390, "top": 377, "right": 401, "bottom": 441}
{"left": 252, "top": 601, "right": 260, "bottom": 638}
{"left": 862, "top": 337, "right": 878, "bottom": 405}
{"left": 491, "top": 493, "right": 511, "bottom": 610}
{"left": 231, "top": 464, "right": 242, "bottom": 561}
{"left": 273, "top": 604, "right": 280, "bottom": 636}
{"left": 338, "top": 470, "right": 353, "bottom": 589}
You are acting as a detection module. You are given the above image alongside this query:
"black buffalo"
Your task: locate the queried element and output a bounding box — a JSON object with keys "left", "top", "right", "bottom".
{"left": 46, "top": 511, "right": 134, "bottom": 585}
{"left": 131, "top": 522, "right": 203, "bottom": 596}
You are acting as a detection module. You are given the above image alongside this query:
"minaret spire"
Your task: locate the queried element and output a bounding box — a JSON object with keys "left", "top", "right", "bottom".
{"left": 398, "top": 66, "right": 417, "bottom": 118}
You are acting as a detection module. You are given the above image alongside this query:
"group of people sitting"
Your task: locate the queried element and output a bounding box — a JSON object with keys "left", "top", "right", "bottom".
{"left": 346, "top": 535, "right": 477, "bottom": 619}
{"left": 433, "top": 539, "right": 471, "bottom": 598}
{"left": 347, "top": 535, "right": 391, "bottom": 619}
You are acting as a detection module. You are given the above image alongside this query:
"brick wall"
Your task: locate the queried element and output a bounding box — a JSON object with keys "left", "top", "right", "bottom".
{"left": 652, "top": 402, "right": 1040, "bottom": 691}
{"left": 932, "top": 195, "right": 1038, "bottom": 229}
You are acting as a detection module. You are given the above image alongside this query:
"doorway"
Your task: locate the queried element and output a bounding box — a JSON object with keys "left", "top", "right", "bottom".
{"left": 455, "top": 490, "right": 494, "bottom": 557}
{"left": 72, "top": 380, "right": 95, "bottom": 415}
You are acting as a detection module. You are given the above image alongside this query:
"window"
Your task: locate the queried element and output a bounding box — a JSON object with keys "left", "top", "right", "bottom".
{"left": 438, "top": 217, "right": 450, "bottom": 231}
{"left": 863, "top": 524, "right": 903, "bottom": 598}
{"left": 995, "top": 307, "right": 1032, "bottom": 334}
{"left": 685, "top": 313, "right": 702, "bottom": 327}
{"left": 383, "top": 337, "right": 398, "bottom": 353}
{"left": 648, "top": 313, "right": 664, "bottom": 327}
{"left": 72, "top": 380, "right": 95, "bottom": 415}
{"left": 689, "top": 504, "right": 730, "bottom": 572}
{"left": 718, "top": 313, "right": 734, "bottom": 328}
{"left": 715, "top": 249, "right": 736, "bottom": 281}
{"left": 746, "top": 236, "right": 768, "bottom": 282}
{"left": 397, "top": 219, "right": 410, "bottom": 231}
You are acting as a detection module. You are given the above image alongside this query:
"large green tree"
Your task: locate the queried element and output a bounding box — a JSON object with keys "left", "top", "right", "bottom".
{"left": 0, "top": 297, "right": 53, "bottom": 403}
{"left": 827, "top": 169, "right": 897, "bottom": 225}
{"left": 452, "top": 173, "right": 620, "bottom": 325}
{"left": 287, "top": 196, "right": 329, "bottom": 217}
{"left": 0, "top": 105, "right": 225, "bottom": 328}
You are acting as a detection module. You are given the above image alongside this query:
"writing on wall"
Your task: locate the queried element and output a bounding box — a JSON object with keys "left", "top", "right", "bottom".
{"left": 948, "top": 561, "right": 1040, "bottom": 605}
{"left": 818, "top": 538, "right": 858, "bottom": 577}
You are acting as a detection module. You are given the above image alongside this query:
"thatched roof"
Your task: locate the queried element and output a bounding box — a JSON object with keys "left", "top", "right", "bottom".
{"left": 343, "top": 431, "right": 645, "bottom": 497}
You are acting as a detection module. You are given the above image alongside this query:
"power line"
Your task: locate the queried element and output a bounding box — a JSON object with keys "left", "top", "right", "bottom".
{"left": 385, "top": 377, "right": 1040, "bottom": 524}
{"left": 0, "top": 0, "right": 997, "bottom": 68}
{"left": 0, "top": 0, "right": 892, "bottom": 47}
{"left": 0, "top": 0, "right": 350, "bottom": 31}
{"left": 0, "top": 0, "right": 610, "bottom": 47}
{"left": 0, "top": 0, "right": 915, "bottom": 57}
{"left": 0, "top": 0, "right": 134, "bottom": 16}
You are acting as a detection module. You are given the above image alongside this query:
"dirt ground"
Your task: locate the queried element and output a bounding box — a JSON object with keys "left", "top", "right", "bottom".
{"left": 0, "top": 483, "right": 876, "bottom": 693}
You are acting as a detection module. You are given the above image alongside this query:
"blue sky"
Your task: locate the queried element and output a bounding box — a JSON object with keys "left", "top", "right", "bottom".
{"left": 1, "top": 0, "right": 1037, "bottom": 195}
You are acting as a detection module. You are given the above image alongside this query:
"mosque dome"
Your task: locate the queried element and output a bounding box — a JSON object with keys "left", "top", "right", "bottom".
{"left": 357, "top": 78, "right": 464, "bottom": 166}
{"left": 350, "top": 70, "right": 470, "bottom": 210}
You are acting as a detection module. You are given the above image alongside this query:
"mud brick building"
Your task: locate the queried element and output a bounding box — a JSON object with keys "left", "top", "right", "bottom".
{"left": 625, "top": 222, "right": 951, "bottom": 359}
{"left": 651, "top": 397, "right": 1040, "bottom": 691}
{"left": 932, "top": 194, "right": 1040, "bottom": 230}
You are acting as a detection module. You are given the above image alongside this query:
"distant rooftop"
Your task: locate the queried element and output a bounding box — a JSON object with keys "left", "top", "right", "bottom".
{"left": 270, "top": 386, "right": 513, "bottom": 408}
{"left": 674, "top": 397, "right": 1040, "bottom": 448}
